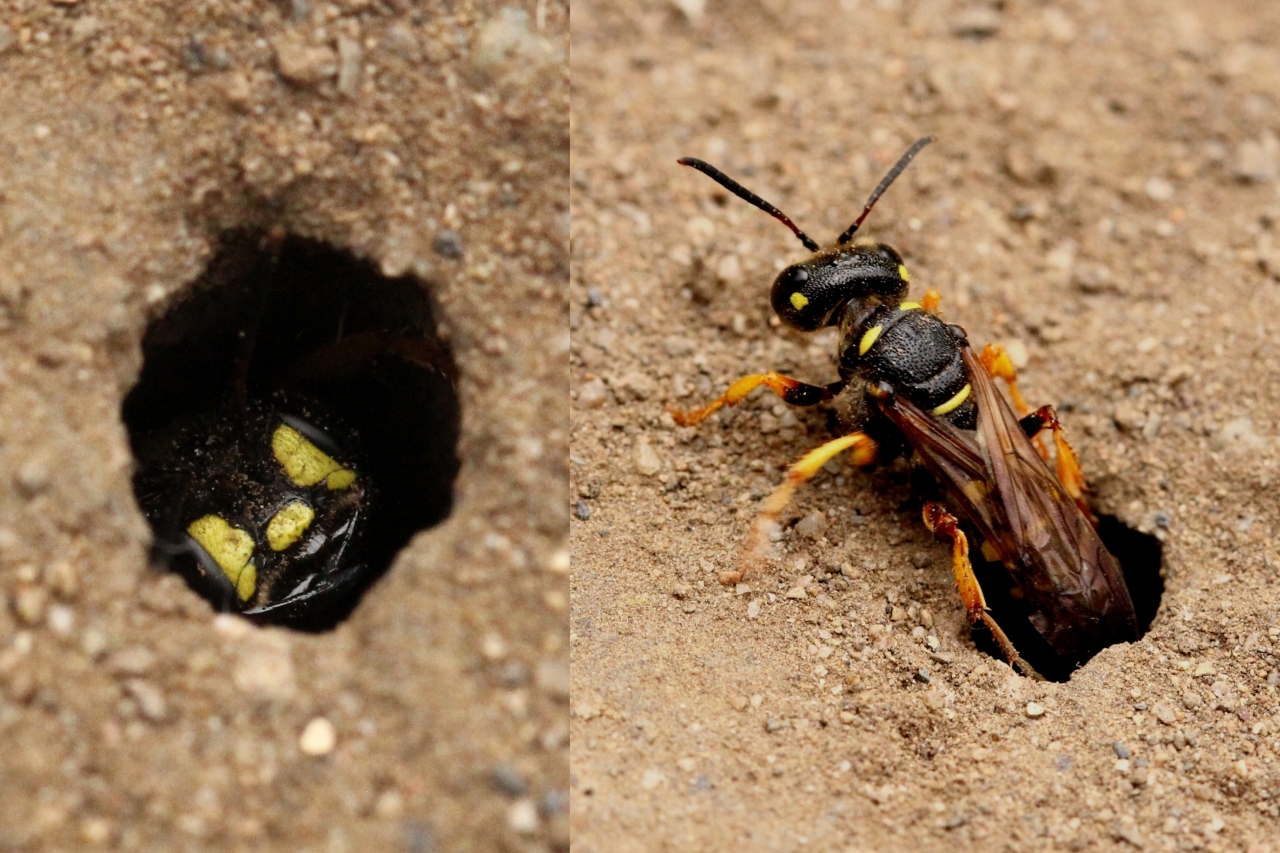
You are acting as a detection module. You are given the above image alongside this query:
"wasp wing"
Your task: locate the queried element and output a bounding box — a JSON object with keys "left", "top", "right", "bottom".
{"left": 877, "top": 346, "right": 1138, "bottom": 665}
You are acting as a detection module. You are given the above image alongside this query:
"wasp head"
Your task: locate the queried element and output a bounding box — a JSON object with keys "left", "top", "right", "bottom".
{"left": 771, "top": 241, "right": 910, "bottom": 331}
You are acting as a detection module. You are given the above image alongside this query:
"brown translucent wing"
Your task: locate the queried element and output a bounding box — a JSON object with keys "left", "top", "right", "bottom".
{"left": 878, "top": 348, "right": 1138, "bottom": 664}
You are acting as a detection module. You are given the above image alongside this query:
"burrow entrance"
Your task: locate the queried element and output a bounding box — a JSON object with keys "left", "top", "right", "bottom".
{"left": 124, "top": 233, "right": 461, "bottom": 630}
{"left": 970, "top": 514, "right": 1164, "bottom": 682}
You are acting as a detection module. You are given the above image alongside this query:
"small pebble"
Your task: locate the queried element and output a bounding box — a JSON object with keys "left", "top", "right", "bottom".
{"left": 507, "top": 798, "right": 539, "bottom": 833}
{"left": 336, "top": 35, "right": 362, "bottom": 95}
{"left": 480, "top": 633, "right": 508, "bottom": 661}
{"left": 15, "top": 459, "right": 51, "bottom": 496}
{"left": 1145, "top": 177, "right": 1174, "bottom": 201}
{"left": 535, "top": 660, "right": 570, "bottom": 700}
{"left": 640, "top": 768, "right": 664, "bottom": 790}
{"left": 541, "top": 789, "right": 568, "bottom": 815}
{"left": 79, "top": 816, "right": 112, "bottom": 845}
{"left": 46, "top": 605, "right": 75, "bottom": 636}
{"left": 573, "top": 500, "right": 591, "bottom": 520}
{"left": 1025, "top": 701, "right": 1046, "bottom": 718}
{"left": 373, "top": 789, "right": 405, "bottom": 820}
{"left": 432, "top": 229, "right": 465, "bottom": 259}
{"left": 951, "top": 6, "right": 1002, "bottom": 37}
{"left": 784, "top": 586, "right": 806, "bottom": 600}
{"left": 1113, "top": 741, "right": 1132, "bottom": 759}
{"left": 11, "top": 584, "right": 48, "bottom": 626}
{"left": 546, "top": 549, "right": 570, "bottom": 574}
{"left": 577, "top": 378, "right": 609, "bottom": 408}
{"left": 1152, "top": 701, "right": 1177, "bottom": 725}
{"left": 1236, "top": 135, "right": 1279, "bottom": 183}
{"left": 107, "top": 645, "right": 157, "bottom": 676}
{"left": 1182, "top": 690, "right": 1203, "bottom": 710}
{"left": 634, "top": 439, "right": 661, "bottom": 476}
{"left": 273, "top": 36, "right": 338, "bottom": 87}
{"left": 491, "top": 764, "right": 529, "bottom": 797}
{"left": 795, "top": 511, "right": 828, "bottom": 538}
{"left": 765, "top": 717, "right": 786, "bottom": 733}
{"left": 746, "top": 600, "right": 760, "bottom": 619}
{"left": 299, "top": 717, "right": 337, "bottom": 755}
{"left": 124, "top": 679, "right": 167, "bottom": 722}
{"left": 498, "top": 660, "right": 530, "bottom": 688}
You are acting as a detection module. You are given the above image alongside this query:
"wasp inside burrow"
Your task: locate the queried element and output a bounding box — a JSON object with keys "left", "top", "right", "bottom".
{"left": 124, "top": 233, "right": 461, "bottom": 630}
{"left": 669, "top": 138, "right": 1161, "bottom": 681}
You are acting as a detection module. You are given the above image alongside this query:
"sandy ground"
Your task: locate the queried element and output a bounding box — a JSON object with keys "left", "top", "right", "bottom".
{"left": 0, "top": 2, "right": 566, "bottom": 851}
{"left": 571, "top": 1, "right": 1280, "bottom": 850}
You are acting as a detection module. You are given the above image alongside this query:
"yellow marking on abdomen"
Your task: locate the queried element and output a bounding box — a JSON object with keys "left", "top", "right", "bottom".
{"left": 266, "top": 501, "right": 316, "bottom": 551}
{"left": 789, "top": 292, "right": 809, "bottom": 311}
{"left": 187, "top": 515, "right": 258, "bottom": 602}
{"left": 898, "top": 301, "right": 921, "bottom": 312}
{"left": 858, "top": 325, "right": 882, "bottom": 355}
{"left": 898, "top": 264, "right": 910, "bottom": 282}
{"left": 272, "top": 424, "right": 356, "bottom": 489}
{"left": 932, "top": 383, "right": 972, "bottom": 416}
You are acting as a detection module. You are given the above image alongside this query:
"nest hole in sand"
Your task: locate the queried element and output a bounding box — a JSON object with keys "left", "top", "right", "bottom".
{"left": 122, "top": 232, "right": 460, "bottom": 631}
{"left": 970, "top": 514, "right": 1164, "bottom": 682}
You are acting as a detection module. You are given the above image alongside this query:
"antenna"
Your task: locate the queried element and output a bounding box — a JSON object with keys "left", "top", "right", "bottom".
{"left": 836, "top": 136, "right": 934, "bottom": 245}
{"left": 677, "top": 157, "right": 820, "bottom": 252}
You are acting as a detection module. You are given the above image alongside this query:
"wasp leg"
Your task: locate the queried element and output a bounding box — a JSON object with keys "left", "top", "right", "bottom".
{"left": 722, "top": 433, "right": 878, "bottom": 586}
{"left": 667, "top": 372, "right": 843, "bottom": 427}
{"left": 921, "top": 288, "right": 942, "bottom": 314}
{"left": 1019, "top": 405, "right": 1096, "bottom": 525}
{"left": 922, "top": 503, "right": 1043, "bottom": 680}
{"left": 978, "top": 342, "right": 1049, "bottom": 459}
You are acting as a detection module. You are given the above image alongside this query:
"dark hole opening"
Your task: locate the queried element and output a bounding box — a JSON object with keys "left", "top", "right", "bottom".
{"left": 970, "top": 514, "right": 1164, "bottom": 682}
{"left": 123, "top": 232, "right": 461, "bottom": 631}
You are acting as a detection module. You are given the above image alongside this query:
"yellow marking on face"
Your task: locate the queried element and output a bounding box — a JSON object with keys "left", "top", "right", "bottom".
{"left": 235, "top": 563, "right": 257, "bottom": 602}
{"left": 932, "top": 383, "right": 972, "bottom": 416}
{"left": 858, "top": 325, "right": 882, "bottom": 355}
{"left": 187, "top": 515, "right": 258, "bottom": 601}
{"left": 789, "top": 292, "right": 809, "bottom": 311}
{"left": 898, "top": 301, "right": 921, "bottom": 312}
{"left": 272, "top": 424, "right": 355, "bottom": 488}
{"left": 898, "top": 264, "right": 910, "bottom": 282}
{"left": 266, "top": 500, "right": 316, "bottom": 551}
{"left": 326, "top": 469, "right": 357, "bottom": 491}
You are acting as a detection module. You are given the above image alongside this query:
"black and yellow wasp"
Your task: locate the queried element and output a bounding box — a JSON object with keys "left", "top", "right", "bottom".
{"left": 669, "top": 138, "right": 1138, "bottom": 678}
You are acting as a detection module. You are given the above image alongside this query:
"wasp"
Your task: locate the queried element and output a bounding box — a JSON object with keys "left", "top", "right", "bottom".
{"left": 127, "top": 233, "right": 456, "bottom": 629}
{"left": 668, "top": 138, "right": 1138, "bottom": 678}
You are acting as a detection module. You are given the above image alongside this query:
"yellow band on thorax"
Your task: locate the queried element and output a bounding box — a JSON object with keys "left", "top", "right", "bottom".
{"left": 932, "top": 383, "right": 972, "bottom": 416}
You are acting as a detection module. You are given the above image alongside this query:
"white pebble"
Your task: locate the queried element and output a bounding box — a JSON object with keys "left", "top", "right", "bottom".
{"left": 47, "top": 605, "right": 75, "bottom": 636}
{"left": 507, "top": 798, "right": 539, "bottom": 834}
{"left": 299, "top": 717, "right": 337, "bottom": 756}
{"left": 1026, "top": 701, "right": 1046, "bottom": 718}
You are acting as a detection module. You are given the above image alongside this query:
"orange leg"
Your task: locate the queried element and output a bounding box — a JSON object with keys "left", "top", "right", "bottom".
{"left": 921, "top": 288, "right": 942, "bottom": 314}
{"left": 1019, "top": 406, "right": 1096, "bottom": 525}
{"left": 722, "top": 433, "right": 878, "bottom": 586}
{"left": 667, "top": 372, "right": 836, "bottom": 426}
{"left": 979, "top": 342, "right": 1049, "bottom": 460}
{"left": 922, "top": 503, "right": 1042, "bottom": 680}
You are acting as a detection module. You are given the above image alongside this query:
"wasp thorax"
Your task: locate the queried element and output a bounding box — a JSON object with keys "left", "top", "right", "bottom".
{"left": 770, "top": 242, "right": 911, "bottom": 332}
